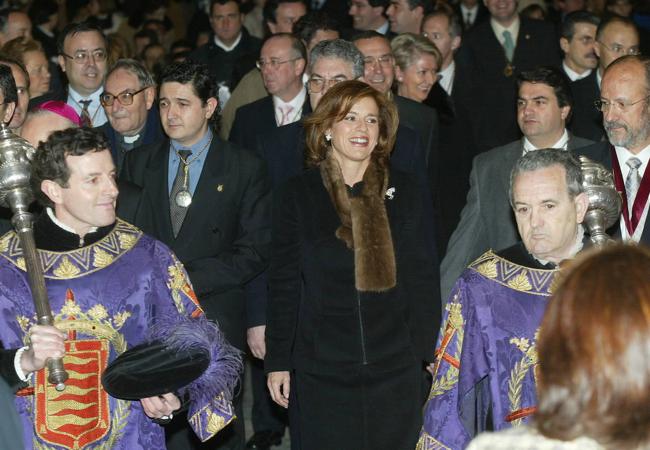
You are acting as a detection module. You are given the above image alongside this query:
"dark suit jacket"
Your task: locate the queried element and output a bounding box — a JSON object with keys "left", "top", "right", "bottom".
{"left": 456, "top": 17, "right": 561, "bottom": 152}
{"left": 394, "top": 95, "right": 439, "bottom": 169}
{"left": 229, "top": 94, "right": 311, "bottom": 154}
{"left": 265, "top": 168, "right": 440, "bottom": 374}
{"left": 122, "top": 136, "right": 272, "bottom": 350}
{"left": 97, "top": 106, "right": 165, "bottom": 175}
{"left": 577, "top": 141, "right": 650, "bottom": 245}
{"left": 440, "top": 134, "right": 594, "bottom": 298}
{"left": 454, "top": 2, "right": 489, "bottom": 33}
{"left": 189, "top": 28, "right": 261, "bottom": 91}
{"left": 569, "top": 71, "right": 604, "bottom": 141}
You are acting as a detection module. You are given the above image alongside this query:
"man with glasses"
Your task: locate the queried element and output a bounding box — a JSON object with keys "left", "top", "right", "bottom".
{"left": 559, "top": 11, "right": 600, "bottom": 82}
{"left": 54, "top": 21, "right": 108, "bottom": 127}
{"left": 579, "top": 55, "right": 650, "bottom": 245}
{"left": 570, "top": 15, "right": 640, "bottom": 142}
{"left": 352, "top": 31, "right": 438, "bottom": 173}
{"left": 229, "top": 33, "right": 307, "bottom": 153}
{"left": 98, "top": 59, "right": 163, "bottom": 175}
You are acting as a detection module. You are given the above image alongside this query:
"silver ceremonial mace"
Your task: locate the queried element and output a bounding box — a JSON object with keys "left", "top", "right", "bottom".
{"left": 0, "top": 123, "right": 68, "bottom": 391}
{"left": 579, "top": 155, "right": 622, "bottom": 247}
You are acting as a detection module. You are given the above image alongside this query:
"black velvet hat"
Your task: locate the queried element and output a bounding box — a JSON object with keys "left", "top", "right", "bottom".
{"left": 101, "top": 341, "right": 210, "bottom": 400}
{"left": 100, "top": 315, "right": 242, "bottom": 403}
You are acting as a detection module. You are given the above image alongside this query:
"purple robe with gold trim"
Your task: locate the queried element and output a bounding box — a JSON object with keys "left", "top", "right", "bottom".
{"left": 417, "top": 249, "right": 558, "bottom": 450}
{"left": 0, "top": 220, "right": 235, "bottom": 449}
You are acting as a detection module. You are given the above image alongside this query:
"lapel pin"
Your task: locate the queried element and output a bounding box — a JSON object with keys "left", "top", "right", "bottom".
{"left": 525, "top": 34, "right": 530, "bottom": 40}
{"left": 385, "top": 187, "right": 395, "bottom": 200}
{"left": 216, "top": 184, "right": 224, "bottom": 192}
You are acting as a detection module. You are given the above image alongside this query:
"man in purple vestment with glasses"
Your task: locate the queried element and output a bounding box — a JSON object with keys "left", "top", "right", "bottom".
{"left": 418, "top": 149, "right": 589, "bottom": 450}
{"left": 0, "top": 128, "right": 239, "bottom": 449}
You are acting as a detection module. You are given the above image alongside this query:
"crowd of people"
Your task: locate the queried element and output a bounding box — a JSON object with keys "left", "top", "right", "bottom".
{"left": 0, "top": 0, "right": 648, "bottom": 449}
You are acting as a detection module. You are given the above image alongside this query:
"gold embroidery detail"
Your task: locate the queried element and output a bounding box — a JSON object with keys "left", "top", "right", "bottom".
{"left": 507, "top": 271, "right": 532, "bottom": 291}
{"left": 429, "top": 298, "right": 464, "bottom": 399}
{"left": 475, "top": 259, "right": 497, "bottom": 279}
{"left": 416, "top": 432, "right": 452, "bottom": 450}
{"left": 112, "top": 311, "right": 131, "bottom": 329}
{"left": 206, "top": 412, "right": 226, "bottom": 435}
{"left": 16, "top": 257, "right": 25, "bottom": 271}
{"left": 53, "top": 256, "right": 80, "bottom": 278}
{"left": 0, "top": 234, "right": 10, "bottom": 253}
{"left": 88, "top": 304, "right": 109, "bottom": 321}
{"left": 117, "top": 232, "right": 136, "bottom": 251}
{"left": 60, "top": 297, "right": 82, "bottom": 317}
{"left": 93, "top": 248, "right": 113, "bottom": 268}
{"left": 168, "top": 260, "right": 189, "bottom": 314}
{"left": 507, "top": 332, "right": 539, "bottom": 427}
{"left": 17, "top": 315, "right": 30, "bottom": 334}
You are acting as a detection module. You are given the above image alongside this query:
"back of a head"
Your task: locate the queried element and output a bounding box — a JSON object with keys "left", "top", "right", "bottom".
{"left": 537, "top": 244, "right": 650, "bottom": 449}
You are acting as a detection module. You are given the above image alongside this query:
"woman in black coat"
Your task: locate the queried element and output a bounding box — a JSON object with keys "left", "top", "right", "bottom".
{"left": 265, "top": 80, "right": 440, "bottom": 450}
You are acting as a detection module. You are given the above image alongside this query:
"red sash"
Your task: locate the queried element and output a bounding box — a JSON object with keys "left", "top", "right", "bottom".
{"left": 610, "top": 146, "right": 650, "bottom": 235}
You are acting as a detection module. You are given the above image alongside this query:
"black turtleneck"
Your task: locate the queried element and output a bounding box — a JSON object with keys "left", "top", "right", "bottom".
{"left": 33, "top": 211, "right": 115, "bottom": 252}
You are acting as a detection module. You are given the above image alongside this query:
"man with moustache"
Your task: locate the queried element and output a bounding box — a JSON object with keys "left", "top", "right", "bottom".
{"left": 52, "top": 21, "right": 109, "bottom": 127}
{"left": 579, "top": 55, "right": 650, "bottom": 244}
{"left": 559, "top": 11, "right": 600, "bottom": 82}
{"left": 441, "top": 67, "right": 592, "bottom": 298}
{"left": 570, "top": 15, "right": 639, "bottom": 142}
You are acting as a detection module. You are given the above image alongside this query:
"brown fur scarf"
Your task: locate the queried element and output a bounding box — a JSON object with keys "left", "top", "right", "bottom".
{"left": 320, "top": 151, "right": 396, "bottom": 292}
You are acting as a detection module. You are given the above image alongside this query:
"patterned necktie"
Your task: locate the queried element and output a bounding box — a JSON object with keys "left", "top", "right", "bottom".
{"left": 502, "top": 30, "right": 515, "bottom": 62}
{"left": 466, "top": 11, "right": 472, "bottom": 27}
{"left": 278, "top": 104, "right": 294, "bottom": 126}
{"left": 625, "top": 157, "right": 642, "bottom": 211}
{"left": 79, "top": 99, "right": 92, "bottom": 127}
{"left": 170, "top": 149, "right": 192, "bottom": 237}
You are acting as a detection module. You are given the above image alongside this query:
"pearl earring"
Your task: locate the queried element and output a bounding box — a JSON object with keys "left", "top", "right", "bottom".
{"left": 325, "top": 132, "right": 332, "bottom": 142}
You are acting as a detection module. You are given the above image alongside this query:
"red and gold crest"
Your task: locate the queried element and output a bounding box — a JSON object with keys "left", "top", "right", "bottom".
{"left": 35, "top": 339, "right": 111, "bottom": 449}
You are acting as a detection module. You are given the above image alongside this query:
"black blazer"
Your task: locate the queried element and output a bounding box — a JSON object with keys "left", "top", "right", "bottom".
{"left": 229, "top": 94, "right": 311, "bottom": 154}
{"left": 456, "top": 17, "right": 561, "bottom": 152}
{"left": 577, "top": 141, "right": 650, "bottom": 245}
{"left": 264, "top": 168, "right": 440, "bottom": 375}
{"left": 454, "top": 2, "right": 489, "bottom": 33}
{"left": 569, "top": 71, "right": 604, "bottom": 142}
{"left": 121, "top": 136, "right": 272, "bottom": 350}
{"left": 394, "top": 95, "right": 439, "bottom": 168}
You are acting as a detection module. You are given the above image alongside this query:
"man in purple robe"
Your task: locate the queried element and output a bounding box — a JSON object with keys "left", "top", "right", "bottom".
{"left": 418, "top": 149, "right": 589, "bottom": 450}
{"left": 0, "top": 128, "right": 238, "bottom": 449}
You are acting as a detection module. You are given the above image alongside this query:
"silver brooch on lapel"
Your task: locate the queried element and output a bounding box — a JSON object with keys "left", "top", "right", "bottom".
{"left": 385, "top": 187, "right": 395, "bottom": 200}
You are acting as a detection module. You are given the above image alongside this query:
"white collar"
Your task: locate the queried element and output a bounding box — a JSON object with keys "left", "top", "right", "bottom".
{"left": 523, "top": 129, "right": 569, "bottom": 154}
{"left": 460, "top": 4, "right": 479, "bottom": 14}
{"left": 491, "top": 16, "right": 520, "bottom": 45}
{"left": 438, "top": 61, "right": 455, "bottom": 95}
{"left": 68, "top": 86, "right": 102, "bottom": 104}
{"left": 213, "top": 32, "right": 242, "bottom": 52}
{"left": 562, "top": 62, "right": 591, "bottom": 81}
{"left": 273, "top": 86, "right": 306, "bottom": 125}
{"left": 614, "top": 143, "right": 650, "bottom": 178}
{"left": 376, "top": 20, "right": 390, "bottom": 35}
{"left": 47, "top": 207, "right": 98, "bottom": 235}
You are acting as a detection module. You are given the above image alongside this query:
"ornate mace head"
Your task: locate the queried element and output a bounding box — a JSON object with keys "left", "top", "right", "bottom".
{"left": 0, "top": 122, "right": 36, "bottom": 216}
{"left": 579, "top": 155, "right": 622, "bottom": 247}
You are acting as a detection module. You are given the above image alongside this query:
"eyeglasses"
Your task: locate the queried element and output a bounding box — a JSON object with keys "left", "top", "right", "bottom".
{"left": 597, "top": 41, "right": 640, "bottom": 56}
{"left": 61, "top": 49, "right": 108, "bottom": 65}
{"left": 256, "top": 57, "right": 302, "bottom": 70}
{"left": 422, "top": 31, "right": 446, "bottom": 41}
{"left": 363, "top": 55, "right": 393, "bottom": 68}
{"left": 594, "top": 95, "right": 650, "bottom": 112}
{"left": 100, "top": 87, "right": 147, "bottom": 107}
{"left": 307, "top": 76, "right": 349, "bottom": 93}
